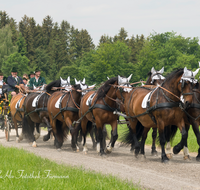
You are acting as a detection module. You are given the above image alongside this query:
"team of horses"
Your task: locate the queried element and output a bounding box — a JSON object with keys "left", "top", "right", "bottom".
{"left": 7, "top": 67, "right": 200, "bottom": 163}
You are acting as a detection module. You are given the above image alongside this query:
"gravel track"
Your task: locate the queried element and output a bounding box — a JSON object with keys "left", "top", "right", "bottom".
{"left": 1, "top": 129, "right": 200, "bottom": 190}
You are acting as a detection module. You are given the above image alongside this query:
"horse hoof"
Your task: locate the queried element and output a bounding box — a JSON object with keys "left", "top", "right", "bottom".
{"left": 151, "top": 150, "right": 158, "bottom": 156}
{"left": 100, "top": 152, "right": 107, "bottom": 157}
{"left": 57, "top": 148, "right": 62, "bottom": 151}
{"left": 196, "top": 156, "right": 200, "bottom": 161}
{"left": 43, "top": 135, "right": 50, "bottom": 142}
{"left": 32, "top": 141, "right": 37, "bottom": 147}
{"left": 166, "top": 153, "right": 173, "bottom": 159}
{"left": 162, "top": 159, "right": 169, "bottom": 164}
{"left": 16, "top": 137, "right": 20, "bottom": 143}
{"left": 184, "top": 155, "right": 191, "bottom": 160}
{"left": 105, "top": 149, "right": 112, "bottom": 154}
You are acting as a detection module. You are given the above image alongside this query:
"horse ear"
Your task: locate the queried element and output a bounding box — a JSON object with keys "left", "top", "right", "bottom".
{"left": 127, "top": 74, "right": 132, "bottom": 82}
{"left": 75, "top": 78, "right": 78, "bottom": 84}
{"left": 60, "top": 77, "right": 64, "bottom": 83}
{"left": 151, "top": 67, "right": 156, "bottom": 74}
{"left": 67, "top": 76, "right": 70, "bottom": 84}
{"left": 193, "top": 68, "right": 200, "bottom": 77}
{"left": 107, "top": 76, "right": 110, "bottom": 80}
{"left": 118, "top": 75, "right": 122, "bottom": 85}
{"left": 82, "top": 78, "right": 85, "bottom": 84}
{"left": 159, "top": 67, "right": 164, "bottom": 74}
{"left": 183, "top": 67, "right": 188, "bottom": 74}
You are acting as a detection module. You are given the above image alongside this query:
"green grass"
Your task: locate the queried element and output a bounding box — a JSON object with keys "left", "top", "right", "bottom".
{"left": 106, "top": 117, "right": 199, "bottom": 153}
{"left": 0, "top": 145, "right": 139, "bottom": 190}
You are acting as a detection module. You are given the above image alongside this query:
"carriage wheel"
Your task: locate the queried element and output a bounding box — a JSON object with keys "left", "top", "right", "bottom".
{"left": 4, "top": 116, "right": 10, "bottom": 141}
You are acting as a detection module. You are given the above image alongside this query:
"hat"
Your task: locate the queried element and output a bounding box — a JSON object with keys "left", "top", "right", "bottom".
{"left": 11, "top": 67, "right": 17, "bottom": 73}
{"left": 23, "top": 77, "right": 27, "bottom": 81}
{"left": 29, "top": 70, "right": 35, "bottom": 75}
{"left": 0, "top": 70, "right": 3, "bottom": 76}
{"left": 35, "top": 67, "right": 40, "bottom": 73}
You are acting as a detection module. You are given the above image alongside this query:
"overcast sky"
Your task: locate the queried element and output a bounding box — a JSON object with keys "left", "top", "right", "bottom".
{"left": 1, "top": 0, "right": 199, "bottom": 45}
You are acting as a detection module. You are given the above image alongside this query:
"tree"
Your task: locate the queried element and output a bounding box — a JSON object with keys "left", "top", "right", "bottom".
{"left": 2, "top": 52, "right": 29, "bottom": 76}
{"left": 0, "top": 11, "right": 10, "bottom": 29}
{"left": 0, "top": 25, "right": 18, "bottom": 68}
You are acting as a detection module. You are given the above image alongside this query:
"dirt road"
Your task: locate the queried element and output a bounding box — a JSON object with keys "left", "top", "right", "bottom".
{"left": 0, "top": 129, "right": 200, "bottom": 190}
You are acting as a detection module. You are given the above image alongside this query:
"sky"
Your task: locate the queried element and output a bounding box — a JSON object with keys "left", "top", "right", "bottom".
{"left": 1, "top": 0, "right": 200, "bottom": 46}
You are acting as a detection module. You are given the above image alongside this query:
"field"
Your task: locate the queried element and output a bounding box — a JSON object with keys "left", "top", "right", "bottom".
{"left": 0, "top": 145, "right": 138, "bottom": 190}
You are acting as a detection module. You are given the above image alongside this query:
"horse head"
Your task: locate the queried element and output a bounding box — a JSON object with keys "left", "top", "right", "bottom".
{"left": 178, "top": 67, "right": 200, "bottom": 105}
{"left": 146, "top": 67, "right": 165, "bottom": 86}
{"left": 115, "top": 74, "right": 133, "bottom": 103}
{"left": 75, "top": 78, "right": 95, "bottom": 95}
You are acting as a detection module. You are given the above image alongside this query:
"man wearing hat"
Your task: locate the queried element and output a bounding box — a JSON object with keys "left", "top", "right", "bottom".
{"left": 7, "top": 67, "right": 24, "bottom": 96}
{"left": 29, "top": 71, "right": 35, "bottom": 79}
{"left": 28, "top": 67, "right": 46, "bottom": 90}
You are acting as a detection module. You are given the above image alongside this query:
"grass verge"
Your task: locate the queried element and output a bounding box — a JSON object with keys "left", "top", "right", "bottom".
{"left": 0, "top": 145, "right": 140, "bottom": 190}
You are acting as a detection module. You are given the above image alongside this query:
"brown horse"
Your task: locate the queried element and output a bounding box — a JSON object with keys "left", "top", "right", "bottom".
{"left": 74, "top": 76, "right": 131, "bottom": 156}
{"left": 21, "top": 80, "right": 64, "bottom": 147}
{"left": 10, "top": 93, "right": 26, "bottom": 142}
{"left": 47, "top": 84, "right": 83, "bottom": 150}
{"left": 117, "top": 68, "right": 197, "bottom": 162}
{"left": 172, "top": 80, "right": 200, "bottom": 161}
{"left": 8, "top": 84, "right": 27, "bottom": 142}
{"left": 137, "top": 67, "right": 166, "bottom": 155}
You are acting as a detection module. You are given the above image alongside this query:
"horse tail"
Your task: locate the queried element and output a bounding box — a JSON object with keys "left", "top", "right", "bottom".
{"left": 22, "top": 115, "right": 34, "bottom": 142}
{"left": 157, "top": 125, "right": 178, "bottom": 145}
{"left": 165, "top": 125, "right": 178, "bottom": 143}
{"left": 55, "top": 119, "right": 67, "bottom": 142}
{"left": 120, "top": 121, "right": 144, "bottom": 145}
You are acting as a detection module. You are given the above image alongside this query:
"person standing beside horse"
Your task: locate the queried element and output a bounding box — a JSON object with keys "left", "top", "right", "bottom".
{"left": 28, "top": 67, "right": 46, "bottom": 90}
{"left": 7, "top": 67, "right": 24, "bottom": 96}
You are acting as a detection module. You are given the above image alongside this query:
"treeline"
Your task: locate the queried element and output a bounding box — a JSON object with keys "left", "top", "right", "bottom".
{"left": 1, "top": 11, "right": 200, "bottom": 85}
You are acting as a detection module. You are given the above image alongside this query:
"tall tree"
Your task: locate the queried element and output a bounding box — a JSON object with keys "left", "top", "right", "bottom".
{"left": 0, "top": 25, "right": 18, "bottom": 68}
{"left": 0, "top": 11, "right": 10, "bottom": 29}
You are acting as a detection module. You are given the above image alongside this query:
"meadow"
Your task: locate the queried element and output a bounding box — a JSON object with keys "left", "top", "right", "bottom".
{"left": 0, "top": 145, "right": 139, "bottom": 190}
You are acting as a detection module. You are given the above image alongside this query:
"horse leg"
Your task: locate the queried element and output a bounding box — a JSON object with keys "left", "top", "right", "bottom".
{"left": 165, "top": 125, "right": 173, "bottom": 159}
{"left": 102, "top": 124, "right": 107, "bottom": 149}
{"left": 43, "top": 117, "right": 52, "bottom": 142}
{"left": 12, "top": 117, "right": 20, "bottom": 142}
{"left": 80, "top": 118, "right": 89, "bottom": 154}
{"left": 89, "top": 124, "right": 97, "bottom": 149}
{"left": 105, "top": 120, "right": 118, "bottom": 154}
{"left": 29, "top": 121, "right": 37, "bottom": 147}
{"left": 34, "top": 123, "right": 40, "bottom": 140}
{"left": 173, "top": 124, "right": 189, "bottom": 156}
{"left": 191, "top": 121, "right": 200, "bottom": 161}
{"left": 151, "top": 127, "right": 158, "bottom": 156}
{"left": 140, "top": 127, "right": 150, "bottom": 159}
{"left": 65, "top": 117, "right": 77, "bottom": 151}
{"left": 96, "top": 126, "right": 106, "bottom": 156}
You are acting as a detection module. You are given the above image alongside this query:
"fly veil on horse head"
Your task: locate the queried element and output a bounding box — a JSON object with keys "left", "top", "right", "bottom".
{"left": 116, "top": 67, "right": 198, "bottom": 162}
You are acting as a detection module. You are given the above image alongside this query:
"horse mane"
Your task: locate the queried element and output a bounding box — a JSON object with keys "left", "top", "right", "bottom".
{"left": 73, "top": 84, "right": 81, "bottom": 90}
{"left": 163, "top": 68, "right": 184, "bottom": 85}
{"left": 146, "top": 71, "right": 152, "bottom": 85}
{"left": 45, "top": 79, "right": 61, "bottom": 93}
{"left": 96, "top": 77, "right": 118, "bottom": 100}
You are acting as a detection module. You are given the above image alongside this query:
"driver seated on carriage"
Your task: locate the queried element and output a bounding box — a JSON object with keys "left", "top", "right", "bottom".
{"left": 7, "top": 67, "right": 24, "bottom": 97}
